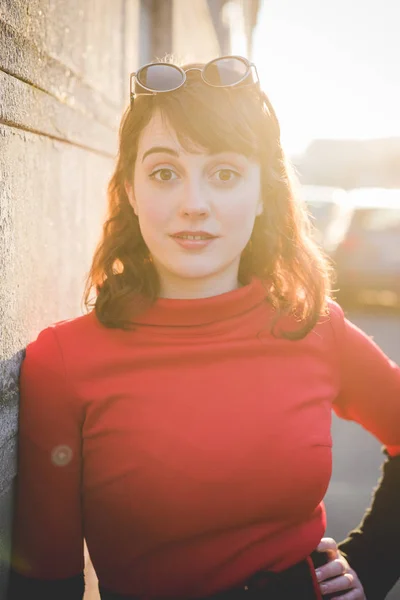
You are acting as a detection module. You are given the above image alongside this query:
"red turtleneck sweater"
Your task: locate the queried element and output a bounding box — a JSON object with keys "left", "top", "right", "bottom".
{"left": 12, "top": 279, "right": 400, "bottom": 597}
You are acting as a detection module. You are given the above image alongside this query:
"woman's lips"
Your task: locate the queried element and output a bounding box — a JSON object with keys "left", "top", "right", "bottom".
{"left": 170, "top": 235, "right": 217, "bottom": 250}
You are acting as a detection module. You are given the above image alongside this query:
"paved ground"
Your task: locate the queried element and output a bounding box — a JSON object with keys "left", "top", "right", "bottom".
{"left": 325, "top": 307, "right": 400, "bottom": 600}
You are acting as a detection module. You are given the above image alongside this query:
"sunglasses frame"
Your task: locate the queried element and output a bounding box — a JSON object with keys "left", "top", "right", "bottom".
{"left": 130, "top": 55, "right": 260, "bottom": 103}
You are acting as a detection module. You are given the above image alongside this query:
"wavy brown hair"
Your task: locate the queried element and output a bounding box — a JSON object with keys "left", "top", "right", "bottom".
{"left": 83, "top": 60, "right": 333, "bottom": 340}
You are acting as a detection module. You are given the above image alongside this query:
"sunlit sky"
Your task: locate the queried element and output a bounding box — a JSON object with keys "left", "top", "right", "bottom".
{"left": 252, "top": 0, "right": 400, "bottom": 155}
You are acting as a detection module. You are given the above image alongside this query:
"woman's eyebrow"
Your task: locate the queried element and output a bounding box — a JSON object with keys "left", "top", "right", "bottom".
{"left": 141, "top": 146, "right": 179, "bottom": 163}
{"left": 141, "top": 147, "right": 245, "bottom": 163}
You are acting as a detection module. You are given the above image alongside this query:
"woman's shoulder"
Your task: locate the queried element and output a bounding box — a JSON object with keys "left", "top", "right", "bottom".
{"left": 48, "top": 310, "right": 97, "bottom": 338}
{"left": 26, "top": 310, "right": 103, "bottom": 366}
{"left": 23, "top": 311, "right": 117, "bottom": 396}
{"left": 315, "top": 297, "right": 347, "bottom": 342}
{"left": 31, "top": 311, "right": 95, "bottom": 345}
{"left": 324, "top": 298, "right": 345, "bottom": 324}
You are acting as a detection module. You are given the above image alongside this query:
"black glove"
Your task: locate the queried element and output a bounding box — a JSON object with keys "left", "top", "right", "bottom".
{"left": 338, "top": 450, "right": 400, "bottom": 600}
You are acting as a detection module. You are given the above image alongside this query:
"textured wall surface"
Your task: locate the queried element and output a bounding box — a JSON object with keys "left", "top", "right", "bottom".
{"left": 0, "top": 0, "right": 141, "bottom": 593}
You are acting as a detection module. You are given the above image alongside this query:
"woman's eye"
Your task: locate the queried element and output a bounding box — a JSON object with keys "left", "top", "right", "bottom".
{"left": 212, "top": 169, "right": 241, "bottom": 183}
{"left": 149, "top": 168, "right": 178, "bottom": 182}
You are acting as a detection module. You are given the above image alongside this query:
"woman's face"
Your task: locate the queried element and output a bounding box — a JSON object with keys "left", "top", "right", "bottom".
{"left": 125, "top": 109, "right": 263, "bottom": 298}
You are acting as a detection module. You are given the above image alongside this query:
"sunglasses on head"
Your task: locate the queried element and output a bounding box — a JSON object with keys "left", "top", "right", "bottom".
{"left": 130, "top": 55, "right": 259, "bottom": 99}
{"left": 129, "top": 55, "right": 280, "bottom": 137}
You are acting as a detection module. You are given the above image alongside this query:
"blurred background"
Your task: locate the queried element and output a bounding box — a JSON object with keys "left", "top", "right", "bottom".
{"left": 1, "top": 0, "right": 399, "bottom": 598}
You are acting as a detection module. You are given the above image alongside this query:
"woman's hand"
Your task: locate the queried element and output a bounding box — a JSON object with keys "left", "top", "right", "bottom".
{"left": 315, "top": 538, "right": 366, "bottom": 599}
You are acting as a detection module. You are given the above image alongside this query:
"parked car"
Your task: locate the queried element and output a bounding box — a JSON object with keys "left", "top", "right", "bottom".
{"left": 333, "top": 188, "right": 400, "bottom": 307}
{"left": 300, "top": 185, "right": 353, "bottom": 254}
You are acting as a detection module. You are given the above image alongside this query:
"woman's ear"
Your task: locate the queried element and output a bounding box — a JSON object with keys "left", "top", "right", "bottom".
{"left": 124, "top": 180, "right": 138, "bottom": 215}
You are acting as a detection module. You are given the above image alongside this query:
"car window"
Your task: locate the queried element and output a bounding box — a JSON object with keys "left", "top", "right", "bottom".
{"left": 351, "top": 208, "right": 400, "bottom": 232}
{"left": 307, "top": 201, "right": 334, "bottom": 227}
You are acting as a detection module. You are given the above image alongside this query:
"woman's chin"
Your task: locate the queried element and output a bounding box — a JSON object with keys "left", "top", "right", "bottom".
{"left": 165, "top": 267, "right": 220, "bottom": 281}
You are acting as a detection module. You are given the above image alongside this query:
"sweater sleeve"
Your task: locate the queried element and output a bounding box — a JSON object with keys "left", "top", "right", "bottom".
{"left": 8, "top": 326, "right": 85, "bottom": 598}
{"left": 338, "top": 451, "right": 400, "bottom": 600}
{"left": 329, "top": 302, "right": 400, "bottom": 599}
{"left": 330, "top": 302, "right": 400, "bottom": 452}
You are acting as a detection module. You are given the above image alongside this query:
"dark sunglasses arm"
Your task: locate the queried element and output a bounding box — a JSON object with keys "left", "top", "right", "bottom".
{"left": 130, "top": 72, "right": 158, "bottom": 106}
{"left": 130, "top": 72, "right": 136, "bottom": 95}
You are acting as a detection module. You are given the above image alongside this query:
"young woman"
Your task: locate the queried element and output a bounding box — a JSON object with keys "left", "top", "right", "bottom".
{"left": 8, "top": 56, "right": 400, "bottom": 600}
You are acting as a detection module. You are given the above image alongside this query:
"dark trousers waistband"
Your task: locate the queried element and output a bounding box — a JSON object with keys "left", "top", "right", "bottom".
{"left": 99, "top": 550, "right": 344, "bottom": 600}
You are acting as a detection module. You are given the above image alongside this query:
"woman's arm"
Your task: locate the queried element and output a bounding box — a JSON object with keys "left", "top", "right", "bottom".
{"left": 7, "top": 327, "right": 85, "bottom": 599}
{"left": 337, "top": 450, "right": 400, "bottom": 600}
{"left": 328, "top": 303, "right": 400, "bottom": 600}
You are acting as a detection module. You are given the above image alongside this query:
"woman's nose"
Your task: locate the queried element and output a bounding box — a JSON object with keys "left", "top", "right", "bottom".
{"left": 179, "top": 182, "right": 210, "bottom": 217}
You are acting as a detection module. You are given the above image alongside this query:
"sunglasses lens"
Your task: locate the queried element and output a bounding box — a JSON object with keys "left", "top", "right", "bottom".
{"left": 137, "top": 64, "right": 184, "bottom": 92}
{"left": 203, "top": 57, "right": 248, "bottom": 86}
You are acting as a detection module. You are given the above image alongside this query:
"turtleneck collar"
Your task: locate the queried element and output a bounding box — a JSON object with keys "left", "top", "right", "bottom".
{"left": 132, "top": 278, "right": 269, "bottom": 327}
